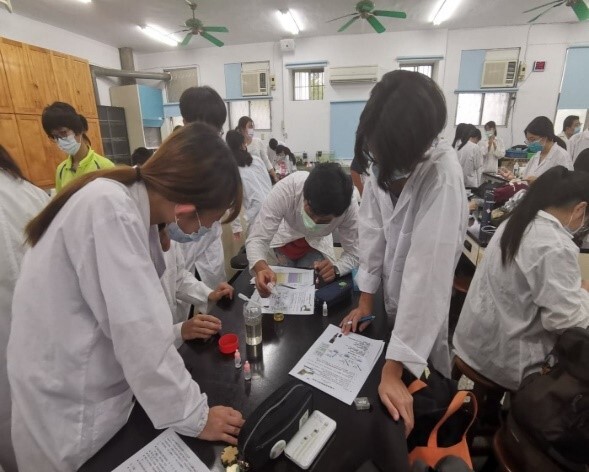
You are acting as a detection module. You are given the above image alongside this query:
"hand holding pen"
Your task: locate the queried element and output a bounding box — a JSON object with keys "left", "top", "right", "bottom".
{"left": 340, "top": 302, "right": 375, "bottom": 335}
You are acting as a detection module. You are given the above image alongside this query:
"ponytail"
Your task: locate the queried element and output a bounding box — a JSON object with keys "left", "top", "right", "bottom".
{"left": 500, "top": 166, "right": 589, "bottom": 265}
{"left": 452, "top": 123, "right": 468, "bottom": 149}
{"left": 26, "top": 122, "right": 243, "bottom": 246}
{"left": 458, "top": 125, "right": 479, "bottom": 151}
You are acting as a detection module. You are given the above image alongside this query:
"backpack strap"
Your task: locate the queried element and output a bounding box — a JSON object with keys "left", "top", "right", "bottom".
{"left": 427, "top": 391, "right": 478, "bottom": 448}
{"left": 408, "top": 379, "right": 428, "bottom": 395}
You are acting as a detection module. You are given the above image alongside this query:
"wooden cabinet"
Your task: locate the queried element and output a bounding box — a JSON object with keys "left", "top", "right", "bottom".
{"left": 0, "top": 38, "right": 42, "bottom": 114}
{"left": 86, "top": 118, "right": 104, "bottom": 155}
{"left": 0, "top": 114, "right": 28, "bottom": 175}
{"left": 0, "top": 54, "right": 13, "bottom": 113}
{"left": 50, "top": 52, "right": 75, "bottom": 104}
{"left": 16, "top": 114, "right": 61, "bottom": 188}
{"left": 70, "top": 56, "right": 97, "bottom": 119}
{"left": 26, "top": 45, "right": 59, "bottom": 110}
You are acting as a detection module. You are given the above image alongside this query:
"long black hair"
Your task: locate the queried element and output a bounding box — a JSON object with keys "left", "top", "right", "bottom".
{"left": 0, "top": 145, "right": 28, "bottom": 181}
{"left": 226, "top": 130, "right": 253, "bottom": 167}
{"left": 276, "top": 145, "right": 296, "bottom": 165}
{"left": 354, "top": 70, "right": 446, "bottom": 191}
{"left": 452, "top": 123, "right": 468, "bottom": 148}
{"left": 500, "top": 166, "right": 589, "bottom": 265}
{"left": 524, "top": 116, "right": 556, "bottom": 141}
{"left": 458, "top": 124, "right": 480, "bottom": 151}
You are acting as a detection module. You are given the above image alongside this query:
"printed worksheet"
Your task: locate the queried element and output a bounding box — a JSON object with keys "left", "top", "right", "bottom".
{"left": 112, "top": 429, "right": 209, "bottom": 472}
{"left": 289, "top": 324, "right": 385, "bottom": 404}
{"left": 250, "top": 266, "right": 314, "bottom": 287}
{"left": 250, "top": 284, "right": 316, "bottom": 315}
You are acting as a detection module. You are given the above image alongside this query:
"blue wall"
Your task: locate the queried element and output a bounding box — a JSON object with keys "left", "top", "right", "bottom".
{"left": 330, "top": 101, "right": 367, "bottom": 160}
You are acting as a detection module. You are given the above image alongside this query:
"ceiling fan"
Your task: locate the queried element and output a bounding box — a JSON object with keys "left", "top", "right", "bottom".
{"left": 524, "top": 0, "right": 589, "bottom": 22}
{"left": 327, "top": 0, "right": 407, "bottom": 33}
{"left": 175, "top": 1, "right": 228, "bottom": 47}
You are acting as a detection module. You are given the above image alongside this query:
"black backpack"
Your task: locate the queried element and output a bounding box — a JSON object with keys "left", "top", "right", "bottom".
{"left": 511, "top": 327, "right": 589, "bottom": 470}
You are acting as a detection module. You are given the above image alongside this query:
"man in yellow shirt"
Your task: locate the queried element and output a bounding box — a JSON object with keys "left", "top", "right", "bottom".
{"left": 42, "top": 102, "right": 114, "bottom": 192}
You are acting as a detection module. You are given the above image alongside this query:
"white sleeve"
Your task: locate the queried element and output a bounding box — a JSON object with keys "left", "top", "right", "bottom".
{"left": 259, "top": 141, "right": 273, "bottom": 171}
{"left": 173, "top": 322, "right": 184, "bottom": 347}
{"left": 77, "top": 212, "right": 208, "bottom": 436}
{"left": 194, "top": 223, "right": 226, "bottom": 288}
{"left": 522, "top": 246, "right": 589, "bottom": 332}
{"left": 385, "top": 179, "right": 467, "bottom": 377}
{"left": 174, "top": 246, "right": 212, "bottom": 316}
{"left": 231, "top": 214, "right": 243, "bottom": 235}
{"left": 246, "top": 180, "right": 291, "bottom": 271}
{"left": 496, "top": 138, "right": 506, "bottom": 158}
{"left": 355, "top": 178, "right": 386, "bottom": 294}
{"left": 333, "top": 197, "right": 359, "bottom": 276}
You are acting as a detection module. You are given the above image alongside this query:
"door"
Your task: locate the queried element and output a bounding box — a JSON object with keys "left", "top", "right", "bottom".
{"left": 16, "top": 114, "right": 62, "bottom": 188}
{"left": 0, "top": 114, "right": 29, "bottom": 177}
{"left": 26, "top": 45, "right": 59, "bottom": 110}
{"left": 0, "top": 38, "right": 42, "bottom": 114}
{"left": 86, "top": 118, "right": 104, "bottom": 155}
{"left": 51, "top": 52, "right": 75, "bottom": 105}
{"left": 0, "top": 53, "right": 13, "bottom": 113}
{"left": 70, "top": 56, "right": 97, "bottom": 119}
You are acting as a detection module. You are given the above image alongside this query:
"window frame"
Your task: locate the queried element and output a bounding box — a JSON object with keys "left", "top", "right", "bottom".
{"left": 227, "top": 99, "right": 272, "bottom": 131}
{"left": 455, "top": 91, "right": 515, "bottom": 127}
{"left": 292, "top": 68, "right": 326, "bottom": 102}
{"left": 398, "top": 63, "right": 435, "bottom": 79}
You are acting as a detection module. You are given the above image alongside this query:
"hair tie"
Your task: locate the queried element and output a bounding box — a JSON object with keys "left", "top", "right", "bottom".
{"left": 133, "top": 165, "right": 141, "bottom": 181}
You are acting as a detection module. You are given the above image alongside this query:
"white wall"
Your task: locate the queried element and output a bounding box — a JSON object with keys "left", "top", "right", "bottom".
{"left": 136, "top": 22, "right": 589, "bottom": 156}
{"left": 0, "top": 10, "right": 122, "bottom": 105}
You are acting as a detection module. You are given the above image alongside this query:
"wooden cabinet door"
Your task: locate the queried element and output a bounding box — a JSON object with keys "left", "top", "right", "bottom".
{"left": 16, "top": 114, "right": 61, "bottom": 188}
{"left": 51, "top": 52, "right": 75, "bottom": 105}
{"left": 26, "top": 45, "right": 59, "bottom": 110}
{"left": 70, "top": 56, "right": 97, "bottom": 119}
{"left": 0, "top": 39, "right": 42, "bottom": 114}
{"left": 85, "top": 118, "right": 104, "bottom": 155}
{"left": 0, "top": 53, "right": 13, "bottom": 113}
{"left": 0, "top": 114, "right": 29, "bottom": 177}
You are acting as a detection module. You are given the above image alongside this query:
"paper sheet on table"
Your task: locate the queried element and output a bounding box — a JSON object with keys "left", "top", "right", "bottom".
{"left": 249, "top": 266, "right": 314, "bottom": 287}
{"left": 250, "top": 284, "right": 315, "bottom": 315}
{"left": 289, "top": 324, "right": 385, "bottom": 405}
{"left": 112, "top": 429, "right": 209, "bottom": 472}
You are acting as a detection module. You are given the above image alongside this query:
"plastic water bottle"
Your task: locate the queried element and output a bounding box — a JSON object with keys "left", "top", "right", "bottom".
{"left": 234, "top": 350, "right": 242, "bottom": 368}
{"left": 244, "top": 361, "right": 251, "bottom": 380}
{"left": 513, "top": 162, "right": 520, "bottom": 178}
{"left": 322, "top": 301, "right": 328, "bottom": 317}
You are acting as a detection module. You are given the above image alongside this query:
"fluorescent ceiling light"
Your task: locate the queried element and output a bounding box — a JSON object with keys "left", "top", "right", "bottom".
{"left": 77, "top": 0, "right": 92, "bottom": 3}
{"left": 277, "top": 9, "right": 300, "bottom": 35}
{"left": 139, "top": 24, "right": 178, "bottom": 47}
{"left": 431, "top": 0, "right": 461, "bottom": 26}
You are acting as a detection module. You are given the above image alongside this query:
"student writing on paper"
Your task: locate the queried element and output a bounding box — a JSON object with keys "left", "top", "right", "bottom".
{"left": 247, "top": 163, "right": 359, "bottom": 298}
{"left": 340, "top": 70, "right": 468, "bottom": 436}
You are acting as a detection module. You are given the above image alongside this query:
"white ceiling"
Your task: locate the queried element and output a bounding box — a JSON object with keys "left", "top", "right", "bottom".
{"left": 8, "top": 0, "right": 583, "bottom": 54}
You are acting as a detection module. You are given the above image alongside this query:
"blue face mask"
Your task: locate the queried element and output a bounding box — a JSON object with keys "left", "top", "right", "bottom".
{"left": 527, "top": 140, "right": 544, "bottom": 154}
{"left": 574, "top": 125, "right": 582, "bottom": 135}
{"left": 167, "top": 211, "right": 211, "bottom": 243}
{"left": 57, "top": 134, "right": 81, "bottom": 156}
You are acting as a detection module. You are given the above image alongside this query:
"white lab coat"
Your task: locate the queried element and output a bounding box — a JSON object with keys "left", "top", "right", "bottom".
{"left": 457, "top": 141, "right": 484, "bottom": 187}
{"left": 247, "top": 137, "right": 273, "bottom": 171}
{"left": 0, "top": 172, "right": 48, "bottom": 472}
{"left": 160, "top": 241, "right": 213, "bottom": 348}
{"left": 246, "top": 171, "right": 359, "bottom": 275}
{"left": 267, "top": 140, "right": 285, "bottom": 166}
{"left": 231, "top": 155, "right": 273, "bottom": 235}
{"left": 356, "top": 141, "right": 468, "bottom": 378}
{"left": 7, "top": 179, "right": 209, "bottom": 472}
{"left": 453, "top": 211, "right": 589, "bottom": 390}
{"left": 478, "top": 136, "right": 505, "bottom": 173}
{"left": 180, "top": 221, "right": 227, "bottom": 289}
{"left": 557, "top": 131, "right": 569, "bottom": 148}
{"left": 569, "top": 129, "right": 589, "bottom": 163}
{"left": 522, "top": 143, "right": 573, "bottom": 179}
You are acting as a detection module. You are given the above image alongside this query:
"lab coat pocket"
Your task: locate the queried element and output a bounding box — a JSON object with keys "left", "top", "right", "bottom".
{"left": 392, "top": 230, "right": 413, "bottom": 273}
{"left": 90, "top": 388, "right": 134, "bottom": 458}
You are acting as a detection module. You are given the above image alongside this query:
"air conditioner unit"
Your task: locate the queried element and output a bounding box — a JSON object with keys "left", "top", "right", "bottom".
{"left": 481, "top": 60, "right": 518, "bottom": 88}
{"left": 241, "top": 71, "right": 269, "bottom": 96}
{"left": 329, "top": 66, "right": 379, "bottom": 85}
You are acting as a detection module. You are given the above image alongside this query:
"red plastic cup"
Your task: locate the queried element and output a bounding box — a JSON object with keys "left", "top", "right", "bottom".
{"left": 218, "top": 333, "right": 239, "bottom": 354}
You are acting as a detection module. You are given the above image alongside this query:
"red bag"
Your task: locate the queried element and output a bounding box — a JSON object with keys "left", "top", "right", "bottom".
{"left": 493, "top": 181, "right": 528, "bottom": 205}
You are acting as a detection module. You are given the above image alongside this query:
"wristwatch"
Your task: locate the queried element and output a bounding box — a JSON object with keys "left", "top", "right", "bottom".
{"left": 333, "top": 266, "right": 340, "bottom": 279}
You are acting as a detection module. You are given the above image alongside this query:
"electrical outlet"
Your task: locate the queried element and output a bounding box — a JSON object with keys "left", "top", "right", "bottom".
{"left": 518, "top": 62, "right": 527, "bottom": 81}
{"left": 270, "top": 74, "right": 276, "bottom": 91}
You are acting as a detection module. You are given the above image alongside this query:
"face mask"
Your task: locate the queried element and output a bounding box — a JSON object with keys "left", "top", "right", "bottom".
{"left": 301, "top": 206, "right": 329, "bottom": 232}
{"left": 527, "top": 140, "right": 544, "bottom": 153}
{"left": 167, "top": 211, "right": 211, "bottom": 243}
{"left": 564, "top": 208, "right": 587, "bottom": 237}
{"left": 247, "top": 129, "right": 255, "bottom": 138}
{"left": 574, "top": 125, "right": 582, "bottom": 135}
{"left": 485, "top": 130, "right": 495, "bottom": 139}
{"left": 372, "top": 163, "right": 410, "bottom": 181}
{"left": 57, "top": 134, "right": 81, "bottom": 156}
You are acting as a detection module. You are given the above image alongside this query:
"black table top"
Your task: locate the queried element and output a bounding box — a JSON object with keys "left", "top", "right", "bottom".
{"left": 80, "top": 271, "right": 409, "bottom": 472}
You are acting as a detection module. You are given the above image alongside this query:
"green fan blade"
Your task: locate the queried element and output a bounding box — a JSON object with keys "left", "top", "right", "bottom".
{"left": 203, "top": 26, "right": 229, "bottom": 32}
{"left": 180, "top": 33, "right": 193, "bottom": 46}
{"left": 367, "top": 15, "right": 385, "bottom": 33}
{"left": 372, "top": 10, "right": 407, "bottom": 19}
{"left": 572, "top": 0, "right": 589, "bottom": 21}
{"left": 523, "top": 0, "right": 563, "bottom": 13}
{"left": 201, "top": 31, "right": 224, "bottom": 47}
{"left": 528, "top": 3, "right": 561, "bottom": 22}
{"left": 327, "top": 12, "right": 357, "bottom": 23}
{"left": 338, "top": 15, "right": 360, "bottom": 32}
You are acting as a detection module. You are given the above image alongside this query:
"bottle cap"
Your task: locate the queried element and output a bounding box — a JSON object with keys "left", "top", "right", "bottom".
{"left": 244, "top": 361, "right": 251, "bottom": 372}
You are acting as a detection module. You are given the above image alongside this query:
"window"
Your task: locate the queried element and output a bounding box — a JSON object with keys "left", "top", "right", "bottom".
{"left": 227, "top": 99, "right": 272, "bottom": 130}
{"left": 455, "top": 92, "right": 513, "bottom": 126}
{"left": 293, "top": 69, "right": 325, "bottom": 101}
{"left": 399, "top": 63, "right": 434, "bottom": 79}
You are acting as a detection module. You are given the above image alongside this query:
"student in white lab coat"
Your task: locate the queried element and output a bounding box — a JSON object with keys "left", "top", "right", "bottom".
{"left": 247, "top": 163, "right": 359, "bottom": 298}
{"left": 157, "top": 225, "right": 233, "bottom": 348}
{"left": 0, "top": 147, "right": 49, "bottom": 472}
{"left": 454, "top": 167, "right": 589, "bottom": 390}
{"left": 340, "top": 70, "right": 468, "bottom": 435}
{"left": 557, "top": 114, "right": 581, "bottom": 148}
{"left": 500, "top": 116, "right": 573, "bottom": 182}
{"left": 569, "top": 128, "right": 589, "bottom": 163}
{"left": 7, "top": 124, "right": 244, "bottom": 472}
{"left": 452, "top": 123, "right": 468, "bottom": 150}
{"left": 457, "top": 125, "right": 483, "bottom": 188}
{"left": 236, "top": 116, "right": 278, "bottom": 183}
{"left": 267, "top": 138, "right": 285, "bottom": 166}
{"left": 225, "top": 130, "right": 273, "bottom": 240}
{"left": 176, "top": 86, "right": 229, "bottom": 289}
{"left": 479, "top": 120, "right": 505, "bottom": 173}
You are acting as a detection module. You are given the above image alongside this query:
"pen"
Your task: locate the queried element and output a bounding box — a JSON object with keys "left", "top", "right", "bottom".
{"left": 346, "top": 315, "right": 376, "bottom": 325}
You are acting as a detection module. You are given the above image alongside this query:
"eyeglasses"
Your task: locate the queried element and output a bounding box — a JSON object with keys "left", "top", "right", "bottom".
{"left": 50, "top": 130, "right": 74, "bottom": 141}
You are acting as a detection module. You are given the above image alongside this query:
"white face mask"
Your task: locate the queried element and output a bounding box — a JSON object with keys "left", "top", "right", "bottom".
{"left": 247, "top": 129, "right": 255, "bottom": 138}
{"left": 57, "top": 134, "right": 81, "bottom": 156}
{"left": 168, "top": 210, "right": 212, "bottom": 243}
{"left": 564, "top": 208, "right": 587, "bottom": 237}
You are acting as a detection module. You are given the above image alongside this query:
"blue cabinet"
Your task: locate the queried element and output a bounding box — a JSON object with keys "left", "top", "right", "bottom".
{"left": 138, "top": 85, "right": 164, "bottom": 127}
